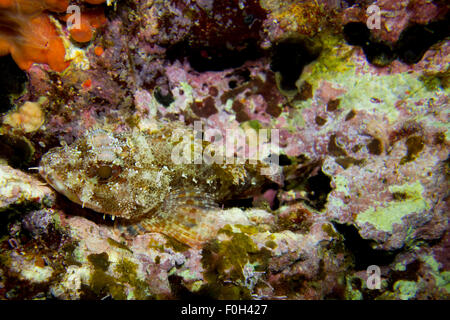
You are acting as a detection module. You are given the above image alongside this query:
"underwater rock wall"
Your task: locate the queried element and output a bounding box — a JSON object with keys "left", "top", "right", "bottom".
{"left": 0, "top": 0, "right": 449, "bottom": 299}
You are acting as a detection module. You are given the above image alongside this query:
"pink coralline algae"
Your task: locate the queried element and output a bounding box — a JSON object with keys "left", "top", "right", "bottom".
{"left": 342, "top": 0, "right": 447, "bottom": 43}
{"left": 0, "top": 0, "right": 449, "bottom": 300}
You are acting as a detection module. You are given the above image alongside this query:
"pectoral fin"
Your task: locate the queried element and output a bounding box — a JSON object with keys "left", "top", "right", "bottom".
{"left": 118, "top": 189, "right": 223, "bottom": 248}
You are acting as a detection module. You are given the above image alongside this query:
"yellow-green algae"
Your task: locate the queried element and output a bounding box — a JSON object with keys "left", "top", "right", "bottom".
{"left": 393, "top": 280, "right": 418, "bottom": 300}
{"left": 400, "top": 136, "right": 425, "bottom": 164}
{"left": 345, "top": 276, "right": 363, "bottom": 300}
{"left": 199, "top": 224, "right": 271, "bottom": 299}
{"left": 107, "top": 237, "right": 133, "bottom": 253}
{"left": 164, "top": 236, "right": 190, "bottom": 252}
{"left": 421, "top": 254, "right": 450, "bottom": 294}
{"left": 299, "top": 35, "right": 354, "bottom": 86}
{"left": 297, "top": 34, "right": 449, "bottom": 127}
{"left": 333, "top": 175, "right": 350, "bottom": 197}
{"left": 84, "top": 251, "right": 152, "bottom": 299}
{"left": 356, "top": 181, "right": 429, "bottom": 233}
{"left": 114, "top": 258, "right": 151, "bottom": 299}
{"left": 85, "top": 251, "right": 126, "bottom": 299}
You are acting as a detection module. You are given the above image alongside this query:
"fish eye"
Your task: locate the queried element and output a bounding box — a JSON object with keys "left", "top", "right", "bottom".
{"left": 97, "top": 165, "right": 113, "bottom": 179}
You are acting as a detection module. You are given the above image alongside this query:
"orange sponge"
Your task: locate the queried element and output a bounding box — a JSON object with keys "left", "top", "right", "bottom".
{"left": 0, "top": 0, "right": 71, "bottom": 71}
{"left": 0, "top": 0, "right": 107, "bottom": 71}
{"left": 11, "top": 14, "right": 70, "bottom": 72}
{"left": 68, "top": 7, "right": 107, "bottom": 43}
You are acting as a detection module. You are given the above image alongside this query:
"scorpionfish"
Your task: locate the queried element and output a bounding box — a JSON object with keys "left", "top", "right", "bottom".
{"left": 39, "top": 122, "right": 277, "bottom": 247}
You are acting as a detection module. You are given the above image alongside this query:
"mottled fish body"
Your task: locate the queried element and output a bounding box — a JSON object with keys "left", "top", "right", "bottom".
{"left": 39, "top": 123, "right": 275, "bottom": 246}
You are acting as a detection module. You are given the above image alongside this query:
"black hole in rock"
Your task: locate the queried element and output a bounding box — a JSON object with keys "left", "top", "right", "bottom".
{"left": 228, "top": 80, "right": 237, "bottom": 89}
{"left": 343, "top": 22, "right": 395, "bottom": 67}
{"left": 154, "top": 87, "right": 174, "bottom": 107}
{"left": 167, "top": 40, "right": 263, "bottom": 73}
{"left": 332, "top": 222, "right": 400, "bottom": 270}
{"left": 243, "top": 14, "right": 255, "bottom": 25}
{"left": 0, "top": 135, "right": 34, "bottom": 169}
{"left": 343, "top": 22, "right": 371, "bottom": 46}
{"left": 270, "top": 39, "right": 320, "bottom": 91}
{"left": 221, "top": 197, "right": 254, "bottom": 209}
{"left": 306, "top": 169, "right": 332, "bottom": 210}
{"left": 226, "top": 68, "right": 251, "bottom": 84}
{"left": 278, "top": 154, "right": 292, "bottom": 166}
{"left": 270, "top": 196, "right": 280, "bottom": 211}
{"left": 396, "top": 16, "right": 450, "bottom": 65}
{"left": 168, "top": 275, "right": 204, "bottom": 300}
{"left": 362, "top": 41, "right": 396, "bottom": 67}
{"left": 0, "top": 55, "right": 27, "bottom": 114}
{"left": 344, "top": 13, "right": 450, "bottom": 66}
{"left": 344, "top": 0, "right": 373, "bottom": 7}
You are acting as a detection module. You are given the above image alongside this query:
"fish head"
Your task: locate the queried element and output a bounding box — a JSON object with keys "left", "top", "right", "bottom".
{"left": 39, "top": 129, "right": 169, "bottom": 219}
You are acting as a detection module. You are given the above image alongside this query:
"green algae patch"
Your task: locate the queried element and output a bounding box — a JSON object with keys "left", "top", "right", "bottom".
{"left": 333, "top": 175, "right": 350, "bottom": 197}
{"left": 114, "top": 258, "right": 151, "bottom": 299}
{"left": 235, "top": 224, "right": 260, "bottom": 235}
{"left": 419, "top": 68, "right": 449, "bottom": 91}
{"left": 264, "top": 240, "right": 277, "bottom": 249}
{"left": 164, "top": 236, "right": 190, "bottom": 253}
{"left": 107, "top": 238, "right": 133, "bottom": 253}
{"left": 86, "top": 269, "right": 127, "bottom": 300}
{"left": 393, "top": 280, "right": 418, "bottom": 300}
{"left": 356, "top": 181, "right": 429, "bottom": 233}
{"left": 87, "top": 252, "right": 110, "bottom": 272}
{"left": 345, "top": 276, "right": 363, "bottom": 300}
{"left": 322, "top": 223, "right": 339, "bottom": 238}
{"left": 299, "top": 35, "right": 355, "bottom": 92}
{"left": 199, "top": 225, "right": 271, "bottom": 299}
{"left": 400, "top": 136, "right": 425, "bottom": 164}
{"left": 147, "top": 238, "right": 165, "bottom": 252}
{"left": 422, "top": 254, "right": 450, "bottom": 294}
{"left": 245, "top": 120, "right": 262, "bottom": 132}
{"left": 299, "top": 36, "right": 446, "bottom": 123}
{"left": 84, "top": 253, "right": 151, "bottom": 299}
{"left": 83, "top": 251, "right": 127, "bottom": 299}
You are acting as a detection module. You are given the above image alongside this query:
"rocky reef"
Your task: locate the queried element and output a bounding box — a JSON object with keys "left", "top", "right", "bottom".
{"left": 0, "top": 0, "right": 449, "bottom": 300}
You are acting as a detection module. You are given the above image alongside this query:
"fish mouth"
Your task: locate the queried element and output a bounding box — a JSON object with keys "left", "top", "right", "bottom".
{"left": 38, "top": 152, "right": 81, "bottom": 205}
{"left": 39, "top": 168, "right": 79, "bottom": 204}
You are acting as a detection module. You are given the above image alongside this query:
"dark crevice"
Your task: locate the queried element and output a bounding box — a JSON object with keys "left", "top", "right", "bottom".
{"left": 168, "top": 275, "right": 205, "bottom": 300}
{"left": 270, "top": 39, "right": 321, "bottom": 91}
{"left": 343, "top": 22, "right": 371, "bottom": 46}
{"left": 154, "top": 87, "right": 174, "bottom": 107}
{"left": 221, "top": 197, "right": 254, "bottom": 210}
{"left": 166, "top": 40, "right": 263, "bottom": 72}
{"left": 362, "top": 41, "right": 396, "bottom": 67}
{"left": 343, "top": 22, "right": 395, "bottom": 67}
{"left": 0, "top": 135, "right": 34, "bottom": 169}
{"left": 305, "top": 169, "right": 332, "bottom": 210}
{"left": 332, "top": 222, "right": 400, "bottom": 270}
{"left": 278, "top": 154, "right": 292, "bottom": 166}
{"left": 396, "top": 17, "right": 450, "bottom": 64}
{"left": 343, "top": 13, "right": 450, "bottom": 66}
{"left": 386, "top": 260, "right": 420, "bottom": 291}
{"left": 281, "top": 159, "right": 332, "bottom": 209}
{"left": 0, "top": 55, "right": 27, "bottom": 114}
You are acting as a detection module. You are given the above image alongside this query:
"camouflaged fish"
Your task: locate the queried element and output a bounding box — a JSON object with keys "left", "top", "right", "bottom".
{"left": 39, "top": 122, "right": 277, "bottom": 247}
